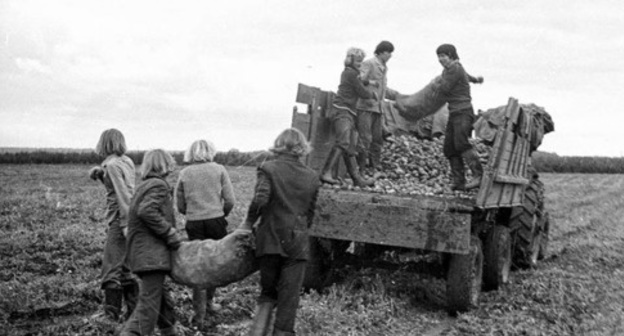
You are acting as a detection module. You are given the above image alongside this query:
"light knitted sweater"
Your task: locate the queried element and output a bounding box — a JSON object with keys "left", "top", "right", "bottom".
{"left": 174, "top": 162, "right": 236, "bottom": 221}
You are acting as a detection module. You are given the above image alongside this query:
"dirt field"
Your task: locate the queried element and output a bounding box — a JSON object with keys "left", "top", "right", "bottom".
{"left": 1, "top": 165, "right": 623, "bottom": 335}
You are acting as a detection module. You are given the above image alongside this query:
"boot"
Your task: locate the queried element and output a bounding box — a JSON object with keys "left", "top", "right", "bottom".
{"left": 320, "top": 147, "right": 342, "bottom": 185}
{"left": 103, "top": 287, "right": 123, "bottom": 321}
{"left": 160, "top": 325, "right": 178, "bottom": 336}
{"left": 462, "top": 148, "right": 483, "bottom": 190}
{"left": 248, "top": 302, "right": 275, "bottom": 336}
{"left": 122, "top": 281, "right": 139, "bottom": 321}
{"left": 206, "top": 287, "right": 222, "bottom": 313}
{"left": 273, "top": 328, "right": 296, "bottom": 336}
{"left": 356, "top": 152, "right": 369, "bottom": 175}
{"left": 448, "top": 157, "right": 466, "bottom": 191}
{"left": 192, "top": 288, "right": 207, "bottom": 328}
{"left": 344, "top": 154, "right": 375, "bottom": 187}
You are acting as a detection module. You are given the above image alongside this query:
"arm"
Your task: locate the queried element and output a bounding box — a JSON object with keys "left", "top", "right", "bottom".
{"left": 307, "top": 188, "right": 319, "bottom": 228}
{"left": 239, "top": 169, "right": 271, "bottom": 231}
{"left": 348, "top": 70, "right": 375, "bottom": 100}
{"left": 174, "top": 177, "right": 186, "bottom": 215}
{"left": 385, "top": 87, "right": 400, "bottom": 101}
{"left": 221, "top": 168, "right": 236, "bottom": 217}
{"left": 108, "top": 164, "right": 133, "bottom": 228}
{"left": 467, "top": 73, "right": 484, "bottom": 84}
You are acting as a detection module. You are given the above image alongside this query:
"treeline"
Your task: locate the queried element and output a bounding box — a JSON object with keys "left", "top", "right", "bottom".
{"left": 531, "top": 151, "right": 624, "bottom": 174}
{"left": 1, "top": 150, "right": 623, "bottom": 174}
{"left": 0, "top": 149, "right": 272, "bottom": 168}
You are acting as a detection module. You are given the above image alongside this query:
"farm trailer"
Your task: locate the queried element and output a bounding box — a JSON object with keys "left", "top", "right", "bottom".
{"left": 291, "top": 83, "right": 553, "bottom": 314}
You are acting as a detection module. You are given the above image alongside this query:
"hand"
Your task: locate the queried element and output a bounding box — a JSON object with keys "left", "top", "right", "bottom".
{"left": 368, "top": 80, "right": 380, "bottom": 88}
{"left": 237, "top": 219, "right": 253, "bottom": 232}
{"left": 89, "top": 166, "right": 104, "bottom": 182}
{"left": 122, "top": 227, "right": 128, "bottom": 238}
{"left": 166, "top": 228, "right": 185, "bottom": 251}
{"left": 476, "top": 76, "right": 484, "bottom": 84}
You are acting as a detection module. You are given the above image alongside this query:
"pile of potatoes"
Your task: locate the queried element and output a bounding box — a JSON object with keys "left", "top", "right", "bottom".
{"left": 325, "top": 134, "right": 491, "bottom": 198}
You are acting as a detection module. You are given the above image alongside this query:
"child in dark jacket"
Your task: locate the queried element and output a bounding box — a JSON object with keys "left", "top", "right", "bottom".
{"left": 239, "top": 128, "right": 321, "bottom": 336}
{"left": 320, "top": 47, "right": 378, "bottom": 187}
{"left": 119, "top": 149, "right": 185, "bottom": 336}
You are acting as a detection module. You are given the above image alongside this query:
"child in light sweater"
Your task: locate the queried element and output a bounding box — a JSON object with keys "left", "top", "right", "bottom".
{"left": 174, "top": 139, "right": 236, "bottom": 328}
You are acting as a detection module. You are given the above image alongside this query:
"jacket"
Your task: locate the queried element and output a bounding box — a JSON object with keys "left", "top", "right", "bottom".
{"left": 438, "top": 60, "right": 480, "bottom": 113}
{"left": 332, "top": 65, "right": 374, "bottom": 114}
{"left": 125, "top": 175, "right": 176, "bottom": 273}
{"left": 101, "top": 154, "right": 135, "bottom": 227}
{"left": 245, "top": 154, "right": 320, "bottom": 260}
{"left": 356, "top": 56, "right": 399, "bottom": 113}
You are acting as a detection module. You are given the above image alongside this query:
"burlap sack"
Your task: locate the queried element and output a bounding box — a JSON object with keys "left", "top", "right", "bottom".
{"left": 170, "top": 229, "right": 258, "bottom": 288}
{"left": 395, "top": 76, "right": 446, "bottom": 122}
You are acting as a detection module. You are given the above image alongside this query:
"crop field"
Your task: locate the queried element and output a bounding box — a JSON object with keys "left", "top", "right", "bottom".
{"left": 1, "top": 164, "right": 624, "bottom": 335}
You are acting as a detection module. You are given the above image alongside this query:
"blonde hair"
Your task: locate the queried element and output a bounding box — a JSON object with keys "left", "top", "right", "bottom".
{"left": 344, "top": 47, "right": 366, "bottom": 67}
{"left": 184, "top": 139, "right": 216, "bottom": 163}
{"left": 141, "top": 149, "right": 176, "bottom": 179}
{"left": 270, "top": 128, "right": 312, "bottom": 157}
{"left": 95, "top": 128, "right": 127, "bottom": 156}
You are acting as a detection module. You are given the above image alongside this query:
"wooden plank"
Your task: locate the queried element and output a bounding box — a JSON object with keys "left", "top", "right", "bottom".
{"left": 311, "top": 189, "right": 471, "bottom": 254}
{"left": 296, "top": 83, "right": 319, "bottom": 105}
{"left": 494, "top": 174, "right": 529, "bottom": 184}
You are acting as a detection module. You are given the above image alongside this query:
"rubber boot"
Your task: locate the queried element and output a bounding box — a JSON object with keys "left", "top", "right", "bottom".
{"left": 273, "top": 328, "right": 296, "bottom": 336}
{"left": 122, "top": 281, "right": 139, "bottom": 321}
{"left": 448, "top": 157, "right": 466, "bottom": 191}
{"left": 462, "top": 148, "right": 483, "bottom": 190}
{"left": 356, "top": 152, "right": 369, "bottom": 176}
{"left": 103, "top": 287, "right": 123, "bottom": 321}
{"left": 192, "top": 288, "right": 207, "bottom": 328}
{"left": 320, "top": 147, "right": 342, "bottom": 185}
{"left": 344, "top": 154, "right": 375, "bottom": 187}
{"left": 248, "top": 302, "right": 275, "bottom": 336}
{"left": 160, "top": 325, "right": 178, "bottom": 336}
{"left": 206, "top": 287, "right": 222, "bottom": 312}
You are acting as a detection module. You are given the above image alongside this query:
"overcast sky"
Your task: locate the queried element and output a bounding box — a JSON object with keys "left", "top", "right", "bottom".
{"left": 1, "top": 0, "right": 622, "bottom": 156}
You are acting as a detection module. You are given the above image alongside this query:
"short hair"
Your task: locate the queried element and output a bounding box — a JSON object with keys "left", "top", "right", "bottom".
{"left": 184, "top": 139, "right": 217, "bottom": 163}
{"left": 95, "top": 128, "right": 127, "bottom": 156}
{"left": 374, "top": 40, "right": 394, "bottom": 55}
{"left": 436, "top": 43, "right": 459, "bottom": 60}
{"left": 269, "top": 128, "right": 312, "bottom": 157}
{"left": 140, "top": 149, "right": 176, "bottom": 179}
{"left": 344, "top": 47, "right": 366, "bottom": 67}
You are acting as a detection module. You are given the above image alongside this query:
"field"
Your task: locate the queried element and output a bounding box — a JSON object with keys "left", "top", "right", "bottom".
{"left": 1, "top": 164, "right": 624, "bottom": 336}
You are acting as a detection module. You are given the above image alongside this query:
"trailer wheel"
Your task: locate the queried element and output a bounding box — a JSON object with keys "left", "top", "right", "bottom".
{"left": 483, "top": 225, "right": 511, "bottom": 291}
{"left": 509, "top": 176, "right": 545, "bottom": 269}
{"left": 446, "top": 236, "right": 483, "bottom": 315}
{"left": 302, "top": 237, "right": 350, "bottom": 292}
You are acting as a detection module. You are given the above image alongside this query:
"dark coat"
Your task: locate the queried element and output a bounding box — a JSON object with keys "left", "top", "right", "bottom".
{"left": 125, "top": 175, "right": 176, "bottom": 273}
{"left": 246, "top": 154, "right": 320, "bottom": 261}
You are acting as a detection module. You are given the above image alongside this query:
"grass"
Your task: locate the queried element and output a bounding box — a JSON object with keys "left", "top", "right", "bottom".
{"left": 1, "top": 166, "right": 624, "bottom": 335}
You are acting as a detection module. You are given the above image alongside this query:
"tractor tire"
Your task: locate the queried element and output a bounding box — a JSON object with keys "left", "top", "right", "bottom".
{"left": 538, "top": 212, "right": 550, "bottom": 260}
{"left": 446, "top": 236, "right": 483, "bottom": 315}
{"left": 483, "top": 225, "right": 511, "bottom": 291}
{"left": 509, "top": 176, "right": 545, "bottom": 269}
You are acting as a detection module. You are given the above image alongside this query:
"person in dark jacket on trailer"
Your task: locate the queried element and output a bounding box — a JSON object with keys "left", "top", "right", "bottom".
{"left": 434, "top": 43, "right": 484, "bottom": 191}
{"left": 239, "top": 128, "right": 321, "bottom": 336}
{"left": 119, "top": 149, "right": 185, "bottom": 336}
{"left": 320, "top": 47, "right": 378, "bottom": 187}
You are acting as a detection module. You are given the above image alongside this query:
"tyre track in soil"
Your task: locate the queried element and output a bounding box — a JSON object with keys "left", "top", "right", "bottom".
{"left": 418, "top": 173, "right": 624, "bottom": 336}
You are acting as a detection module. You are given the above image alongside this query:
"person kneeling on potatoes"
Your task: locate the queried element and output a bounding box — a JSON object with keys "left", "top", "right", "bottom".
{"left": 238, "top": 128, "right": 321, "bottom": 336}
{"left": 320, "top": 47, "right": 378, "bottom": 187}
{"left": 119, "top": 149, "right": 185, "bottom": 336}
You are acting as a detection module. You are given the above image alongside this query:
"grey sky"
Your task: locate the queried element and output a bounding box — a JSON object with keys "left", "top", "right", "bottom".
{"left": 1, "top": 0, "right": 622, "bottom": 156}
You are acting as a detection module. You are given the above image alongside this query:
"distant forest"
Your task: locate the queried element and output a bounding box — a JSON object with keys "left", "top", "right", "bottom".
{"left": 0, "top": 148, "right": 623, "bottom": 174}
